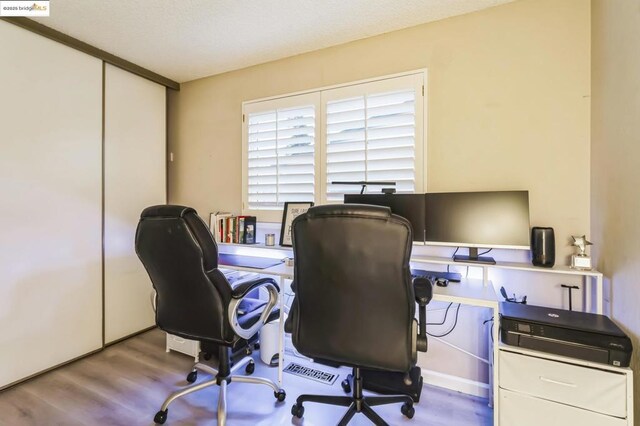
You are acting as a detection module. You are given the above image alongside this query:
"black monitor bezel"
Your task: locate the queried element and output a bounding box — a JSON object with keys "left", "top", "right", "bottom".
{"left": 424, "top": 190, "right": 531, "bottom": 251}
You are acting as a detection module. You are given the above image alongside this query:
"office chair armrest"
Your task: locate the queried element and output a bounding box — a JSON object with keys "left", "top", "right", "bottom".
{"left": 412, "top": 276, "right": 432, "bottom": 352}
{"left": 412, "top": 276, "right": 433, "bottom": 306}
{"left": 228, "top": 277, "right": 280, "bottom": 340}
{"left": 231, "top": 277, "right": 280, "bottom": 299}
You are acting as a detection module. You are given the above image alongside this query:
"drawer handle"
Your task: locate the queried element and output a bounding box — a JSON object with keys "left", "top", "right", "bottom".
{"left": 539, "top": 376, "right": 577, "bottom": 388}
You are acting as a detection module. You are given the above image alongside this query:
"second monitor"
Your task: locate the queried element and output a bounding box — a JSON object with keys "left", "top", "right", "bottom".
{"left": 343, "top": 194, "right": 426, "bottom": 243}
{"left": 424, "top": 190, "right": 530, "bottom": 264}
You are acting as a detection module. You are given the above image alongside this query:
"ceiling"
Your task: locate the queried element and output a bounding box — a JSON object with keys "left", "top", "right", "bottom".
{"left": 34, "top": 0, "right": 515, "bottom": 83}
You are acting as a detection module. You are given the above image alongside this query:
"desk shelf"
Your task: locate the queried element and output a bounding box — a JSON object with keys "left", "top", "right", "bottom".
{"left": 410, "top": 255, "right": 604, "bottom": 314}
{"left": 410, "top": 255, "right": 602, "bottom": 277}
{"left": 433, "top": 278, "right": 498, "bottom": 308}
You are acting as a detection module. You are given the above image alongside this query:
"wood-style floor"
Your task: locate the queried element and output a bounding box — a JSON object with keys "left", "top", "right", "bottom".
{"left": 0, "top": 329, "right": 492, "bottom": 425}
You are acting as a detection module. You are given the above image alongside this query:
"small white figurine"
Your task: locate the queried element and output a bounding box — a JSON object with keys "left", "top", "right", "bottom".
{"left": 571, "top": 235, "right": 593, "bottom": 270}
{"left": 571, "top": 235, "right": 592, "bottom": 256}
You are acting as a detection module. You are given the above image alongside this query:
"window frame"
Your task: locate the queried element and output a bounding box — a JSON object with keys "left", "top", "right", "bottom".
{"left": 242, "top": 69, "right": 427, "bottom": 222}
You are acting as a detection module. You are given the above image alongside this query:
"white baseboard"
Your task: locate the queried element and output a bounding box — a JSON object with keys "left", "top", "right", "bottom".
{"left": 422, "top": 369, "right": 490, "bottom": 399}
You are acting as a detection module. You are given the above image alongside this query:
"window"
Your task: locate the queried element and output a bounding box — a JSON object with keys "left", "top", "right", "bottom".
{"left": 244, "top": 93, "right": 320, "bottom": 212}
{"left": 243, "top": 72, "right": 424, "bottom": 220}
{"left": 323, "top": 75, "right": 422, "bottom": 201}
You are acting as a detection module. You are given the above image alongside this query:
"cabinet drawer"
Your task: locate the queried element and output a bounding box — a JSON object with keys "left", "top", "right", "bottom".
{"left": 500, "top": 389, "right": 626, "bottom": 426}
{"left": 166, "top": 333, "right": 200, "bottom": 358}
{"left": 500, "top": 350, "right": 627, "bottom": 417}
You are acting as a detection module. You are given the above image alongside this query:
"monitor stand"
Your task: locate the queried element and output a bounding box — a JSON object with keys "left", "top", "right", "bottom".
{"left": 453, "top": 247, "right": 496, "bottom": 265}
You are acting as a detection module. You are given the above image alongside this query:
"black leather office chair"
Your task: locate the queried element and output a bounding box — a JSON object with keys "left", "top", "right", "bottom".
{"left": 286, "top": 204, "right": 432, "bottom": 425}
{"left": 135, "top": 205, "right": 286, "bottom": 425}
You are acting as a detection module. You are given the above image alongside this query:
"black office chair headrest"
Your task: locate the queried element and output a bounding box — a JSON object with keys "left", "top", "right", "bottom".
{"left": 304, "top": 204, "right": 392, "bottom": 220}
{"left": 141, "top": 205, "right": 196, "bottom": 219}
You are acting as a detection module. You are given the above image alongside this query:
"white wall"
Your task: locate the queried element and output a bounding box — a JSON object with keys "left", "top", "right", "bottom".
{"left": 169, "top": 0, "right": 591, "bottom": 261}
{"left": 168, "top": 0, "right": 591, "bottom": 393}
{"left": 591, "top": 0, "right": 640, "bottom": 419}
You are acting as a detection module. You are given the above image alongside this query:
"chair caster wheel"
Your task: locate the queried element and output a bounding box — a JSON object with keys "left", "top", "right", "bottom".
{"left": 245, "top": 360, "right": 255, "bottom": 375}
{"left": 154, "top": 409, "right": 168, "bottom": 424}
{"left": 274, "top": 389, "right": 286, "bottom": 402}
{"left": 291, "top": 403, "right": 304, "bottom": 418}
{"left": 401, "top": 402, "right": 415, "bottom": 419}
{"left": 254, "top": 342, "right": 260, "bottom": 350}
{"left": 341, "top": 373, "right": 353, "bottom": 393}
{"left": 186, "top": 370, "right": 198, "bottom": 383}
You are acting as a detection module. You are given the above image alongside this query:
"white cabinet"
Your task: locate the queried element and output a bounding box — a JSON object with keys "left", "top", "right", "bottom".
{"left": 499, "top": 346, "right": 633, "bottom": 425}
{"left": 500, "top": 389, "right": 626, "bottom": 426}
{"left": 166, "top": 334, "right": 201, "bottom": 361}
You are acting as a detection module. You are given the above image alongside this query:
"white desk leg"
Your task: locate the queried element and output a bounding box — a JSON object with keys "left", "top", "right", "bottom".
{"left": 627, "top": 369, "right": 634, "bottom": 426}
{"left": 277, "top": 276, "right": 285, "bottom": 388}
{"left": 596, "top": 275, "right": 603, "bottom": 315}
{"left": 584, "top": 275, "right": 591, "bottom": 313}
{"left": 492, "top": 304, "right": 499, "bottom": 425}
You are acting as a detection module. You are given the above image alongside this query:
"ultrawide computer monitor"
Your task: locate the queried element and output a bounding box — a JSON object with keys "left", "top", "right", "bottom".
{"left": 424, "top": 190, "right": 530, "bottom": 264}
{"left": 344, "top": 193, "right": 426, "bottom": 243}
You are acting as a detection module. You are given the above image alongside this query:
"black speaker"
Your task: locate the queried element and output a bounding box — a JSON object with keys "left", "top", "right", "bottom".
{"left": 531, "top": 227, "right": 555, "bottom": 267}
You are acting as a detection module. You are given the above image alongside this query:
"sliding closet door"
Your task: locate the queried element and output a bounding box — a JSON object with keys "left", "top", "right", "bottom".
{"left": 104, "top": 64, "right": 166, "bottom": 344}
{"left": 0, "top": 21, "right": 103, "bottom": 388}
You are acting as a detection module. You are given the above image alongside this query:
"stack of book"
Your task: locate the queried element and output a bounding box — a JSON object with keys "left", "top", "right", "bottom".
{"left": 210, "top": 212, "right": 257, "bottom": 244}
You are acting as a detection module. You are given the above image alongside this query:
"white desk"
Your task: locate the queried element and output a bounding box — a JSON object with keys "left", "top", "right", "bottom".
{"left": 220, "top": 243, "right": 609, "bottom": 426}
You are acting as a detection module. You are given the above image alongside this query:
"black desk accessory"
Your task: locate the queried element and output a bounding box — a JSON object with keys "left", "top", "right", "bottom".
{"left": 501, "top": 302, "right": 632, "bottom": 367}
{"left": 531, "top": 226, "right": 555, "bottom": 267}
{"left": 452, "top": 247, "right": 497, "bottom": 265}
{"left": 500, "top": 286, "right": 527, "bottom": 304}
{"left": 435, "top": 278, "right": 448, "bottom": 287}
{"left": 331, "top": 181, "right": 396, "bottom": 194}
{"left": 561, "top": 284, "right": 580, "bottom": 311}
{"left": 411, "top": 268, "right": 461, "bottom": 282}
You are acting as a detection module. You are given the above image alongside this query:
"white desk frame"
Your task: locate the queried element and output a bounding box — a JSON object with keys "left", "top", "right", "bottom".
{"left": 411, "top": 260, "right": 500, "bottom": 425}
{"left": 220, "top": 244, "right": 605, "bottom": 426}
{"left": 411, "top": 256, "right": 604, "bottom": 314}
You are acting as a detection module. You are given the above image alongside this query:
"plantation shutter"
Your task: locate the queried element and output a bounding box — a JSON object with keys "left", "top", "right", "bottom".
{"left": 246, "top": 98, "right": 317, "bottom": 210}
{"left": 243, "top": 73, "right": 423, "bottom": 219}
{"left": 323, "top": 74, "right": 423, "bottom": 202}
